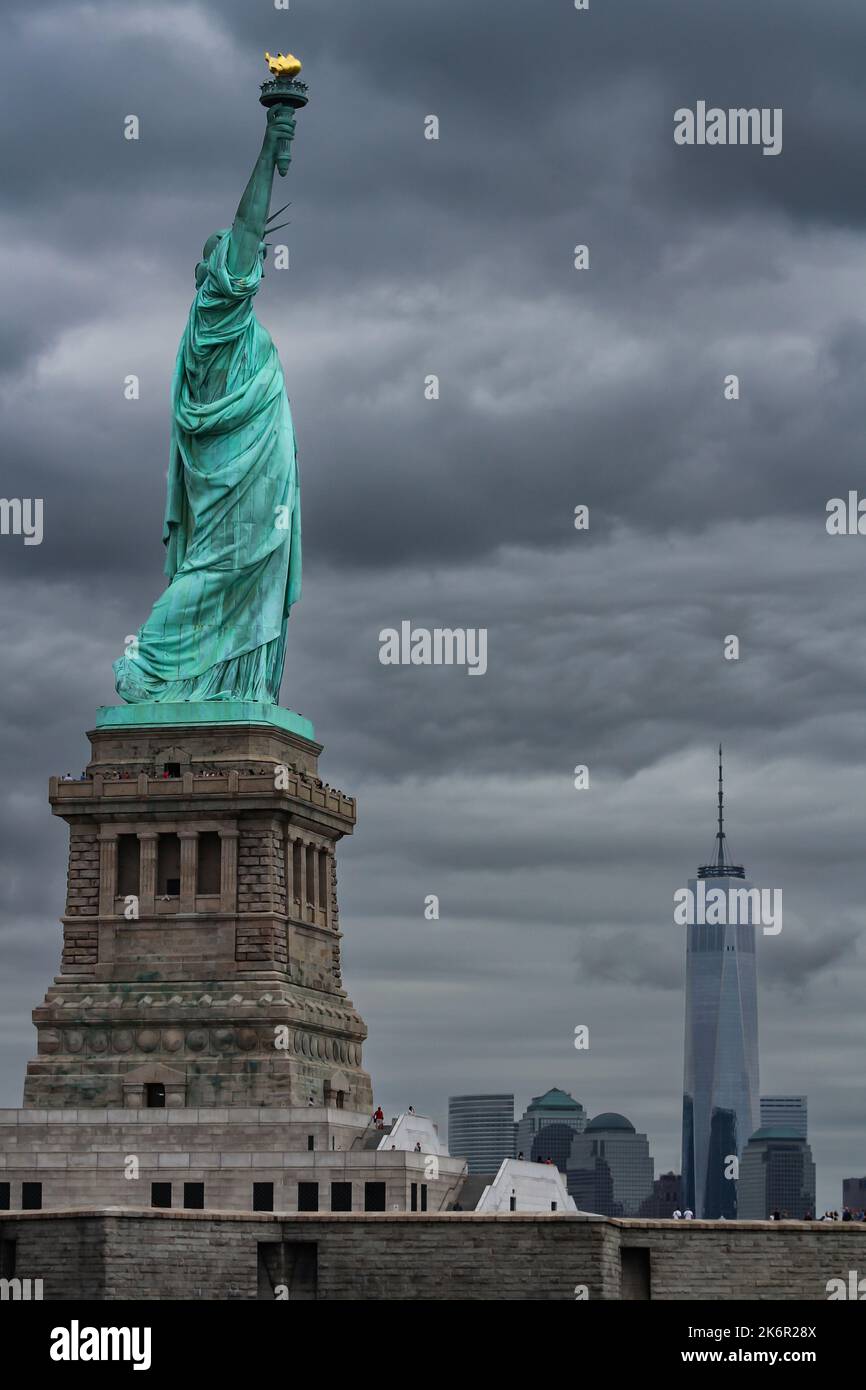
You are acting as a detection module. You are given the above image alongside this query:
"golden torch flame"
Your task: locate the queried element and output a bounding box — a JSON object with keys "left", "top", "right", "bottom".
{"left": 265, "top": 52, "right": 302, "bottom": 79}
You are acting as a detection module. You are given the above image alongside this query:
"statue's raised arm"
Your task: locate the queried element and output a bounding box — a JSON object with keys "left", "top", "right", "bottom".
{"left": 227, "top": 105, "right": 296, "bottom": 278}
{"left": 113, "top": 70, "right": 305, "bottom": 710}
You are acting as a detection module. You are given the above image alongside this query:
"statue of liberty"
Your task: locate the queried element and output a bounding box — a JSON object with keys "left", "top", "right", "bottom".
{"left": 114, "top": 89, "right": 302, "bottom": 706}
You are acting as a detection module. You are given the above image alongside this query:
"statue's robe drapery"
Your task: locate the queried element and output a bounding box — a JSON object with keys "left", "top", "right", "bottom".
{"left": 114, "top": 233, "right": 301, "bottom": 704}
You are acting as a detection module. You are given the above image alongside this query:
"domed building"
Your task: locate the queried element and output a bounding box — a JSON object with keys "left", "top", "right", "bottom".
{"left": 514, "top": 1088, "right": 586, "bottom": 1171}
{"left": 567, "top": 1112, "right": 654, "bottom": 1216}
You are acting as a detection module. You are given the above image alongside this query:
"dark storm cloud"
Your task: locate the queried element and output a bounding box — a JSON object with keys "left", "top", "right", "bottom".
{"left": 4, "top": 0, "right": 866, "bottom": 583}
{"left": 2, "top": 0, "right": 866, "bottom": 1212}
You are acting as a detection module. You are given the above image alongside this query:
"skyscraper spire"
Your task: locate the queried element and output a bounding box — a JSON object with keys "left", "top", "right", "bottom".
{"left": 698, "top": 744, "right": 744, "bottom": 880}
{"left": 716, "top": 743, "right": 725, "bottom": 870}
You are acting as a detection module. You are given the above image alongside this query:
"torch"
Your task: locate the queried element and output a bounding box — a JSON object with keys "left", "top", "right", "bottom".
{"left": 261, "top": 52, "right": 308, "bottom": 177}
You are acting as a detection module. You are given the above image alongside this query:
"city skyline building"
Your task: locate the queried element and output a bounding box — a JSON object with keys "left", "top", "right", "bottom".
{"left": 448, "top": 1094, "right": 514, "bottom": 1175}
{"left": 681, "top": 749, "right": 761, "bottom": 1219}
{"left": 639, "top": 1171, "right": 682, "bottom": 1219}
{"left": 760, "top": 1096, "right": 807, "bottom": 1139}
{"left": 738, "top": 1127, "right": 816, "bottom": 1220}
{"left": 842, "top": 1177, "right": 866, "bottom": 1211}
{"left": 514, "top": 1087, "right": 586, "bottom": 1169}
{"left": 567, "top": 1112, "right": 654, "bottom": 1216}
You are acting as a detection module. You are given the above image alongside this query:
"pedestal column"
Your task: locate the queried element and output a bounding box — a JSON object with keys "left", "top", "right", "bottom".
{"left": 297, "top": 835, "right": 307, "bottom": 920}
{"left": 218, "top": 827, "right": 239, "bottom": 912}
{"left": 306, "top": 844, "right": 317, "bottom": 921}
{"left": 98, "top": 831, "right": 118, "bottom": 916}
{"left": 285, "top": 826, "right": 294, "bottom": 911}
{"left": 179, "top": 829, "right": 198, "bottom": 913}
{"left": 323, "top": 847, "right": 334, "bottom": 929}
{"left": 138, "top": 830, "right": 159, "bottom": 916}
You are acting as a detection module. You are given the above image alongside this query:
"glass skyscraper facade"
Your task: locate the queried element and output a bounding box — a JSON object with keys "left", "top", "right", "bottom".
{"left": 842, "top": 1177, "right": 866, "bottom": 1210}
{"left": 448, "top": 1094, "right": 514, "bottom": 1174}
{"left": 567, "top": 1112, "right": 654, "bottom": 1216}
{"left": 760, "top": 1096, "right": 807, "bottom": 1139}
{"left": 681, "top": 752, "right": 760, "bottom": 1219}
{"left": 738, "top": 1128, "right": 816, "bottom": 1220}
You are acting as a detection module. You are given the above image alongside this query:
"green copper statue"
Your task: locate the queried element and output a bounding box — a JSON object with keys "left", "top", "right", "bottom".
{"left": 114, "top": 77, "right": 303, "bottom": 706}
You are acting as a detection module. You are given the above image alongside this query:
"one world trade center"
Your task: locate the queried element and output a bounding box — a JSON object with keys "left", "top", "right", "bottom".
{"left": 681, "top": 749, "right": 760, "bottom": 1219}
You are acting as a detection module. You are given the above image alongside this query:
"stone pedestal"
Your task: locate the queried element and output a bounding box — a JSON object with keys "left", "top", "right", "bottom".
{"left": 24, "top": 710, "right": 373, "bottom": 1114}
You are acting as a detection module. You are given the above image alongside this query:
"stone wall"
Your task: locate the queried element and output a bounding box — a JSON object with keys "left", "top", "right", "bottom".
{"left": 27, "top": 720, "right": 373, "bottom": 1114}
{"left": 0, "top": 1210, "right": 863, "bottom": 1301}
{"left": 65, "top": 829, "right": 99, "bottom": 917}
{"left": 237, "top": 817, "right": 286, "bottom": 919}
{"left": 60, "top": 923, "right": 98, "bottom": 973}
{"left": 0, "top": 1109, "right": 465, "bottom": 1216}
{"left": 618, "top": 1220, "right": 865, "bottom": 1300}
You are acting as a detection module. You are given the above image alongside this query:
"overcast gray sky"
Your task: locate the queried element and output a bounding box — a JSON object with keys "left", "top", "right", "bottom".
{"left": 1, "top": 0, "right": 865, "bottom": 1213}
